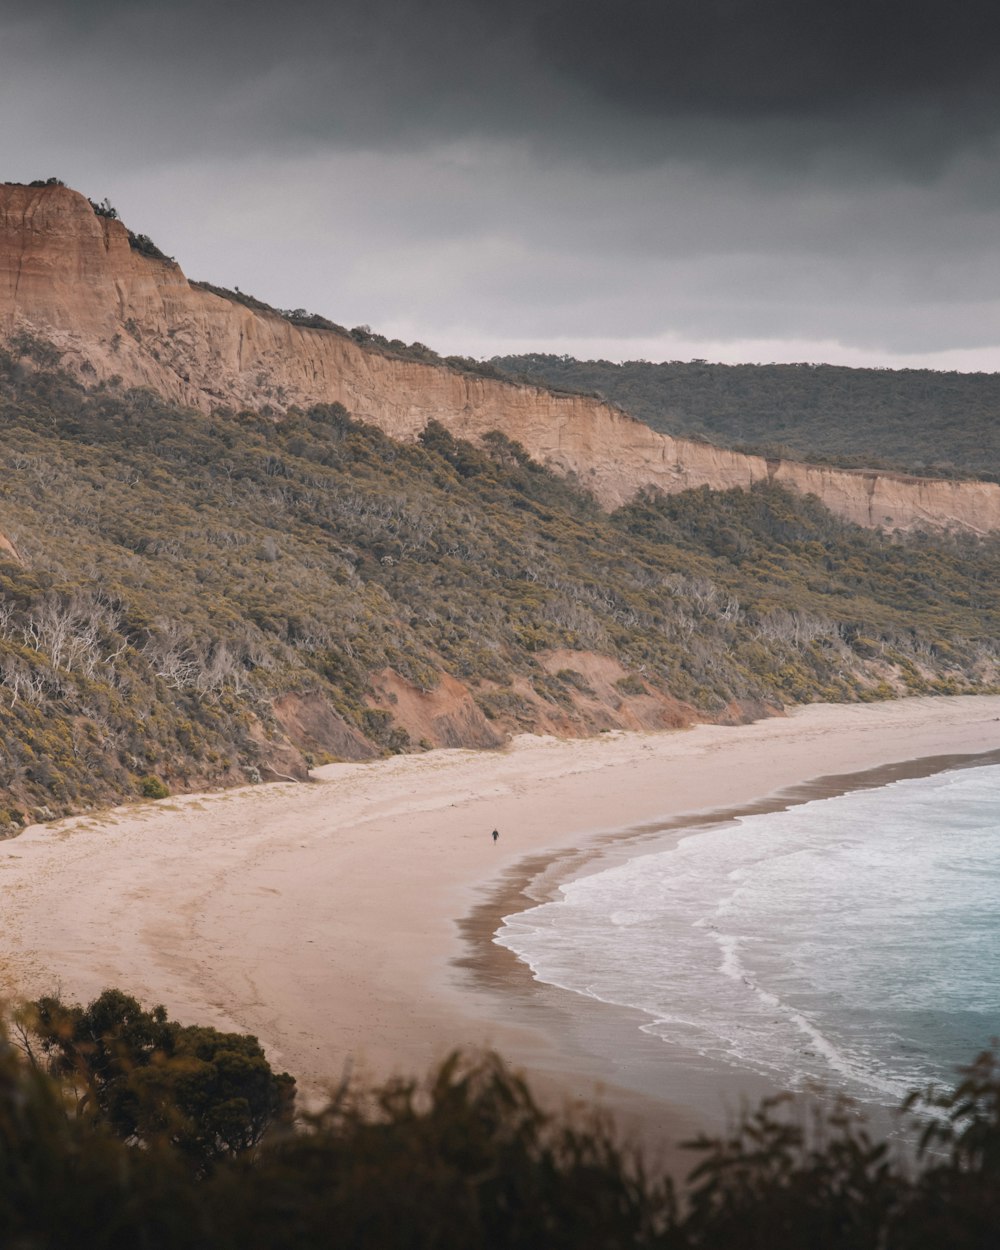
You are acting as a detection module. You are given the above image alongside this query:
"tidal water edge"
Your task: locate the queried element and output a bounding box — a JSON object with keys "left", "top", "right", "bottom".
{"left": 496, "top": 761, "right": 1000, "bottom": 1112}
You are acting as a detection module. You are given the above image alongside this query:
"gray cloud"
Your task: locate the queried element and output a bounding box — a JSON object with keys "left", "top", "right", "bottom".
{"left": 14, "top": 0, "right": 1000, "bottom": 170}
{"left": 537, "top": 1, "right": 1000, "bottom": 113}
{"left": 1, "top": 0, "right": 998, "bottom": 367}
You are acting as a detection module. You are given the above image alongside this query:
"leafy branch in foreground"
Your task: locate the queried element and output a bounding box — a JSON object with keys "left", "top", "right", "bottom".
{"left": 4, "top": 989, "right": 1000, "bottom": 1247}
{"left": 15, "top": 989, "right": 295, "bottom": 1174}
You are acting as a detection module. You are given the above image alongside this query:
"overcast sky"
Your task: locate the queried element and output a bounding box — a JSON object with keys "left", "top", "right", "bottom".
{"left": 2, "top": 0, "right": 998, "bottom": 370}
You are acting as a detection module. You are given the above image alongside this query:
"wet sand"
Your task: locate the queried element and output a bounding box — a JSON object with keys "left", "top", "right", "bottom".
{"left": 457, "top": 744, "right": 1000, "bottom": 1161}
{"left": 3, "top": 695, "right": 1000, "bottom": 1169}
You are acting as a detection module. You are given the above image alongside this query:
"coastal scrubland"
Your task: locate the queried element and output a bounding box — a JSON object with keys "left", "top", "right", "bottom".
{"left": 2, "top": 339, "right": 1000, "bottom": 820}
{"left": 2, "top": 989, "right": 1000, "bottom": 1249}
{"left": 494, "top": 354, "right": 1000, "bottom": 483}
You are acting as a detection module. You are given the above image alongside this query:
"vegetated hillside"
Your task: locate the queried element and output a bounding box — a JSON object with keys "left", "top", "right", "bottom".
{"left": 493, "top": 354, "right": 1000, "bottom": 482}
{"left": 8, "top": 182, "right": 1000, "bottom": 535}
{"left": 1, "top": 342, "right": 1000, "bottom": 826}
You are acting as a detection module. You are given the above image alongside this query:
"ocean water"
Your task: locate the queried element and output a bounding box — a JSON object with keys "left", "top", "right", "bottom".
{"left": 496, "top": 763, "right": 1000, "bottom": 1109}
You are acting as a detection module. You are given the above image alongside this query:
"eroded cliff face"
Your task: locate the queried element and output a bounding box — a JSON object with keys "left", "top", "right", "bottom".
{"left": 0, "top": 531, "right": 21, "bottom": 564}
{"left": 3, "top": 182, "right": 998, "bottom": 534}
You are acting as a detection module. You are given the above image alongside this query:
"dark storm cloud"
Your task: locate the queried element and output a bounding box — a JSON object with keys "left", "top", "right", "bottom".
{"left": 2, "top": 0, "right": 998, "bottom": 365}
{"left": 8, "top": 0, "right": 545, "bottom": 151}
{"left": 14, "top": 0, "right": 1000, "bottom": 172}
{"left": 537, "top": 1, "right": 1000, "bottom": 116}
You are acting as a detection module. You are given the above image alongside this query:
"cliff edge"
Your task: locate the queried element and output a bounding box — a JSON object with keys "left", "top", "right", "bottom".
{"left": 2, "top": 182, "right": 997, "bottom": 534}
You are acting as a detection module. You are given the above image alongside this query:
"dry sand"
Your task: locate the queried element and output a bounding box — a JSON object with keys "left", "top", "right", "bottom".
{"left": 4, "top": 695, "right": 1000, "bottom": 1157}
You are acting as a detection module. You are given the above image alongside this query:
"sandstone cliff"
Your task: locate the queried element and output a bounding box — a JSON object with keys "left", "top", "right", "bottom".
{"left": 2, "top": 182, "right": 997, "bottom": 534}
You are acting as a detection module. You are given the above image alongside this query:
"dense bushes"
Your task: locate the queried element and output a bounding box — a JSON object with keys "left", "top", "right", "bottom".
{"left": 4, "top": 992, "right": 1000, "bottom": 1247}
{"left": 20, "top": 990, "right": 295, "bottom": 1172}
{"left": 1, "top": 348, "right": 999, "bottom": 816}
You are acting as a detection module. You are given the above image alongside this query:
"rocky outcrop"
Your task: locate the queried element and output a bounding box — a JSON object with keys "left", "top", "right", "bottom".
{"left": 271, "top": 693, "right": 378, "bottom": 761}
{"left": 0, "top": 531, "right": 21, "bottom": 564}
{"left": 369, "top": 670, "right": 506, "bottom": 750}
{"left": 3, "top": 182, "right": 998, "bottom": 535}
{"left": 768, "top": 461, "right": 1000, "bottom": 533}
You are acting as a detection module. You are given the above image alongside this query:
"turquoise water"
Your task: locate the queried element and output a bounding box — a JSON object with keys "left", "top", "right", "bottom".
{"left": 496, "top": 764, "right": 1000, "bottom": 1108}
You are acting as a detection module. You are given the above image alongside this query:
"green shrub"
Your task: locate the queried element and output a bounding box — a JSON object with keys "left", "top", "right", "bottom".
{"left": 615, "top": 674, "right": 648, "bottom": 696}
{"left": 139, "top": 775, "right": 170, "bottom": 800}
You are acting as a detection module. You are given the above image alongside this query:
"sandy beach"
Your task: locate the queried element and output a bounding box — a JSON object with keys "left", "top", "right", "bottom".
{"left": 4, "top": 694, "right": 1000, "bottom": 1159}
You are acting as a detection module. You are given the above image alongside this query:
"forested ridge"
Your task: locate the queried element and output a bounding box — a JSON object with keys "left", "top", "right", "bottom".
{"left": 1, "top": 338, "right": 999, "bottom": 823}
{"left": 493, "top": 354, "right": 1000, "bottom": 482}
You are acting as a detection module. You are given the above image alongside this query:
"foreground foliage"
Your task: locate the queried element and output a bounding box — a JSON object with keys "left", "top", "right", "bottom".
{"left": 1, "top": 345, "right": 999, "bottom": 818}
{"left": 19, "top": 990, "right": 295, "bottom": 1173}
{"left": 2, "top": 993, "right": 1000, "bottom": 1248}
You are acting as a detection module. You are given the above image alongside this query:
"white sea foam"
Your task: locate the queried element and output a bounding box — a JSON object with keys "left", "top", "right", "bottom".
{"left": 496, "top": 764, "right": 1000, "bottom": 1107}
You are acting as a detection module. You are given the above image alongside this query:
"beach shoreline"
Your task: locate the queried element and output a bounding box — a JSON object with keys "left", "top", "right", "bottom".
{"left": 3, "top": 695, "right": 1000, "bottom": 1166}
{"left": 455, "top": 743, "right": 1000, "bottom": 1160}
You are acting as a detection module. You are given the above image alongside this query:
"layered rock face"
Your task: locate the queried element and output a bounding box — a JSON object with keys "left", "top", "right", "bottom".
{"left": 3, "top": 182, "right": 998, "bottom": 534}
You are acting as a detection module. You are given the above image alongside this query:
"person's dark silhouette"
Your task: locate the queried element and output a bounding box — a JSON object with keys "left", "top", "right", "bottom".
{"left": 492, "top": 829, "right": 499, "bottom": 843}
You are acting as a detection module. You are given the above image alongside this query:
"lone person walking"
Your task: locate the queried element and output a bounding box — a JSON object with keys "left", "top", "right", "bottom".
{"left": 492, "top": 828, "right": 499, "bottom": 844}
